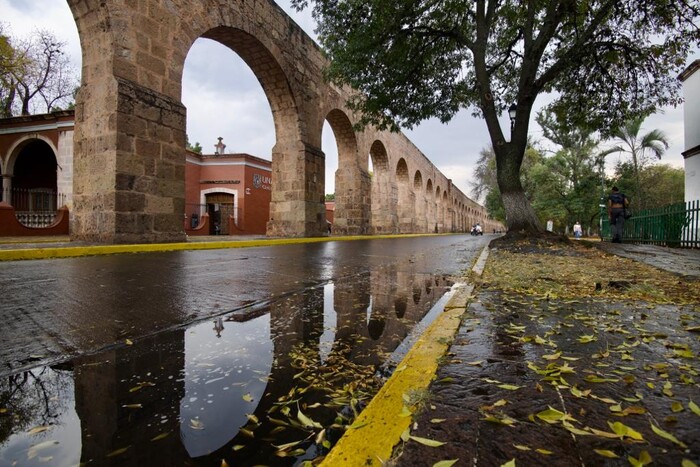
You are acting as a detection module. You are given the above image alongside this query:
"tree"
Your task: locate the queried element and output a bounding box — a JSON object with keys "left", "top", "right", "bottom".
{"left": 471, "top": 142, "right": 544, "bottom": 223}
{"left": 474, "top": 110, "right": 616, "bottom": 234}
{"left": 532, "top": 109, "right": 604, "bottom": 231}
{"left": 0, "top": 27, "right": 77, "bottom": 117}
{"left": 612, "top": 161, "right": 684, "bottom": 210}
{"left": 186, "top": 135, "right": 203, "bottom": 154}
{"left": 641, "top": 165, "right": 684, "bottom": 208}
{"left": 293, "top": 0, "right": 699, "bottom": 235}
{"left": 0, "top": 25, "right": 25, "bottom": 117}
{"left": 599, "top": 117, "right": 669, "bottom": 210}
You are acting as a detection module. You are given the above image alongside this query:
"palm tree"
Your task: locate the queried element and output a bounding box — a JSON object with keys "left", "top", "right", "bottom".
{"left": 599, "top": 116, "right": 669, "bottom": 210}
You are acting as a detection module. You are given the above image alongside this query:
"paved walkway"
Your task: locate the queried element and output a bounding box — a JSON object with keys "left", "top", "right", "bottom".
{"left": 597, "top": 242, "right": 700, "bottom": 277}
{"left": 389, "top": 242, "right": 700, "bottom": 466}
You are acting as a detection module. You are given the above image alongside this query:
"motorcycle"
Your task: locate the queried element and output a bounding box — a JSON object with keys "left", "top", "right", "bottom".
{"left": 471, "top": 225, "right": 483, "bottom": 236}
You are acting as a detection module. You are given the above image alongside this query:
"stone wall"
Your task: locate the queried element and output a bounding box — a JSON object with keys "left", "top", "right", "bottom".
{"left": 66, "top": 0, "right": 500, "bottom": 243}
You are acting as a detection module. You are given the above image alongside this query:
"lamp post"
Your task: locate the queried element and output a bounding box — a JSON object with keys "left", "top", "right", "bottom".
{"left": 508, "top": 103, "right": 517, "bottom": 137}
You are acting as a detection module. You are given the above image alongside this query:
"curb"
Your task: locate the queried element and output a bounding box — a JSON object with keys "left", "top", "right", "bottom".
{"left": 321, "top": 244, "right": 490, "bottom": 465}
{"left": 0, "top": 233, "right": 451, "bottom": 262}
{"left": 472, "top": 243, "right": 490, "bottom": 276}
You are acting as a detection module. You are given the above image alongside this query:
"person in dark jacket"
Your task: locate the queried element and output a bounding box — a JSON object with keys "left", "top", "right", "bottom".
{"left": 607, "top": 186, "right": 629, "bottom": 243}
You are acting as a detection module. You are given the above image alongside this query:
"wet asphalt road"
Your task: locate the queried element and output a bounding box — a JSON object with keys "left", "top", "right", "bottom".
{"left": 0, "top": 234, "right": 491, "bottom": 376}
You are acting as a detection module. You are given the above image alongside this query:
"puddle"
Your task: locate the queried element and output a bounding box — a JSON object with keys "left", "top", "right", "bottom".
{"left": 0, "top": 274, "right": 454, "bottom": 466}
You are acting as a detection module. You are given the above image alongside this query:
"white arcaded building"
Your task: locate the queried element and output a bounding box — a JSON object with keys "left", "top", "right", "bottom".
{"left": 679, "top": 60, "right": 700, "bottom": 203}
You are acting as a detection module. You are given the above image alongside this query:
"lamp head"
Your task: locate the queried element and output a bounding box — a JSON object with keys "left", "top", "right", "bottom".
{"left": 508, "top": 103, "right": 517, "bottom": 121}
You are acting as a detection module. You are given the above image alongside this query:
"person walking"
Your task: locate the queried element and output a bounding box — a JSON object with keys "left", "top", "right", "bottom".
{"left": 573, "top": 221, "right": 583, "bottom": 239}
{"left": 607, "top": 186, "right": 629, "bottom": 243}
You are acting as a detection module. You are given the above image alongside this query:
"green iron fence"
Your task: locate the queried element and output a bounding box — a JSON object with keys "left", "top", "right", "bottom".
{"left": 601, "top": 200, "right": 700, "bottom": 248}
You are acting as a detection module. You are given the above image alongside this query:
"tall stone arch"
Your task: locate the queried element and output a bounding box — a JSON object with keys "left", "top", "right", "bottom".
{"left": 434, "top": 185, "right": 443, "bottom": 232}
{"left": 442, "top": 190, "right": 450, "bottom": 232}
{"left": 324, "top": 108, "right": 368, "bottom": 235}
{"left": 67, "top": 0, "right": 326, "bottom": 242}
{"left": 395, "top": 158, "right": 413, "bottom": 233}
{"left": 425, "top": 178, "right": 435, "bottom": 232}
{"left": 413, "top": 170, "right": 426, "bottom": 232}
{"left": 368, "top": 140, "right": 395, "bottom": 233}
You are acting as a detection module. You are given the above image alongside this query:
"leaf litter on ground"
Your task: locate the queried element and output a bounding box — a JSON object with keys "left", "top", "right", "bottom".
{"left": 397, "top": 237, "right": 699, "bottom": 465}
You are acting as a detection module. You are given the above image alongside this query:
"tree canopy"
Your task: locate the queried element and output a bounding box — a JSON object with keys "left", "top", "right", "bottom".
{"left": 599, "top": 116, "right": 670, "bottom": 210}
{"left": 472, "top": 112, "right": 685, "bottom": 235}
{"left": 0, "top": 26, "right": 78, "bottom": 118}
{"left": 294, "top": 0, "right": 699, "bottom": 234}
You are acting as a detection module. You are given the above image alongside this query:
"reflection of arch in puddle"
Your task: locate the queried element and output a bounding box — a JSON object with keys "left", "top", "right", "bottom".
{"left": 425, "top": 278, "right": 433, "bottom": 295}
{"left": 74, "top": 329, "right": 189, "bottom": 464}
{"left": 180, "top": 315, "right": 273, "bottom": 458}
{"left": 319, "top": 283, "right": 337, "bottom": 364}
{"left": 367, "top": 306, "right": 387, "bottom": 340}
{"left": 394, "top": 294, "right": 408, "bottom": 318}
{"left": 413, "top": 285, "right": 422, "bottom": 304}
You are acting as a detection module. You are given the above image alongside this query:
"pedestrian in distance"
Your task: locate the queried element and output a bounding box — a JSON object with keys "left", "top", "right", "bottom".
{"left": 607, "top": 186, "right": 630, "bottom": 243}
{"left": 573, "top": 221, "right": 582, "bottom": 239}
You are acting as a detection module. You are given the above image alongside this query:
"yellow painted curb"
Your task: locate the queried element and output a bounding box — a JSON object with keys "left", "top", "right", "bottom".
{"left": 321, "top": 286, "right": 472, "bottom": 466}
{"left": 0, "top": 233, "right": 451, "bottom": 261}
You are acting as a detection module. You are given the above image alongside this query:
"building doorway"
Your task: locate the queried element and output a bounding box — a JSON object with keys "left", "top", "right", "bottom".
{"left": 205, "top": 192, "right": 235, "bottom": 235}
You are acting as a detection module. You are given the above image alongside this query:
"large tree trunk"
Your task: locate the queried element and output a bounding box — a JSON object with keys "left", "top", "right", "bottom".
{"left": 1, "top": 85, "right": 15, "bottom": 118}
{"left": 495, "top": 142, "right": 543, "bottom": 234}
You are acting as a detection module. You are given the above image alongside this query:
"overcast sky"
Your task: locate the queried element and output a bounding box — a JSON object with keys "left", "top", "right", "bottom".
{"left": 2, "top": 0, "right": 693, "bottom": 198}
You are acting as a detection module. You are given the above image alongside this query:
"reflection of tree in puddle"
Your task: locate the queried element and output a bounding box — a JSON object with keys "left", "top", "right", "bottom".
{"left": 0, "top": 367, "right": 73, "bottom": 443}
{"left": 0, "top": 365, "right": 78, "bottom": 465}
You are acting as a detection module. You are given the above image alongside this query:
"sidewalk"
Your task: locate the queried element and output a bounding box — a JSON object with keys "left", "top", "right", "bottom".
{"left": 390, "top": 240, "right": 700, "bottom": 466}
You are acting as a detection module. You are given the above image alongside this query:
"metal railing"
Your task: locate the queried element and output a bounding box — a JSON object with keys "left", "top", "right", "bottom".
{"left": 6, "top": 188, "right": 66, "bottom": 228}
{"left": 601, "top": 200, "right": 700, "bottom": 248}
{"left": 185, "top": 203, "right": 243, "bottom": 235}
{"left": 7, "top": 188, "right": 64, "bottom": 211}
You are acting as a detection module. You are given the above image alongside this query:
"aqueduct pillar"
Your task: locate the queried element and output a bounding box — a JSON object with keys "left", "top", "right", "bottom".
{"left": 68, "top": 0, "right": 327, "bottom": 243}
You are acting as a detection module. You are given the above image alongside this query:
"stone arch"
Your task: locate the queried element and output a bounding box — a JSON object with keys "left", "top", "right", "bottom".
{"left": 434, "top": 185, "right": 443, "bottom": 232}
{"left": 442, "top": 190, "right": 449, "bottom": 232}
{"left": 413, "top": 170, "right": 427, "bottom": 232}
{"left": 7, "top": 138, "right": 59, "bottom": 211}
{"left": 413, "top": 170, "right": 423, "bottom": 191}
{"left": 67, "top": 1, "right": 320, "bottom": 242}
{"left": 200, "top": 27, "right": 301, "bottom": 146}
{"left": 369, "top": 140, "right": 395, "bottom": 233}
{"left": 426, "top": 178, "right": 435, "bottom": 232}
{"left": 195, "top": 27, "right": 316, "bottom": 237}
{"left": 395, "top": 158, "right": 413, "bottom": 233}
{"left": 324, "top": 109, "right": 367, "bottom": 235}
{"left": 396, "top": 158, "right": 409, "bottom": 183}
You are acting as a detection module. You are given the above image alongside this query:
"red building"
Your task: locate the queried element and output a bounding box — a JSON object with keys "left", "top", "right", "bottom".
{"left": 185, "top": 140, "right": 272, "bottom": 235}
{"left": 0, "top": 111, "right": 272, "bottom": 236}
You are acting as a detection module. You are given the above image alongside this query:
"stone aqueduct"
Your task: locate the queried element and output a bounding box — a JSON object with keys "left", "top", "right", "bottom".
{"left": 67, "top": 0, "right": 498, "bottom": 243}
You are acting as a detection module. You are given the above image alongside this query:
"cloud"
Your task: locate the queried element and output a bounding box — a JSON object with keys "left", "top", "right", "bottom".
{"left": 1, "top": 0, "right": 82, "bottom": 66}
{"left": 182, "top": 39, "right": 275, "bottom": 158}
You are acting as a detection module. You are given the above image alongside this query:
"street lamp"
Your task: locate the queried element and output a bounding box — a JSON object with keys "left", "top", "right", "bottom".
{"left": 508, "top": 103, "right": 517, "bottom": 135}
